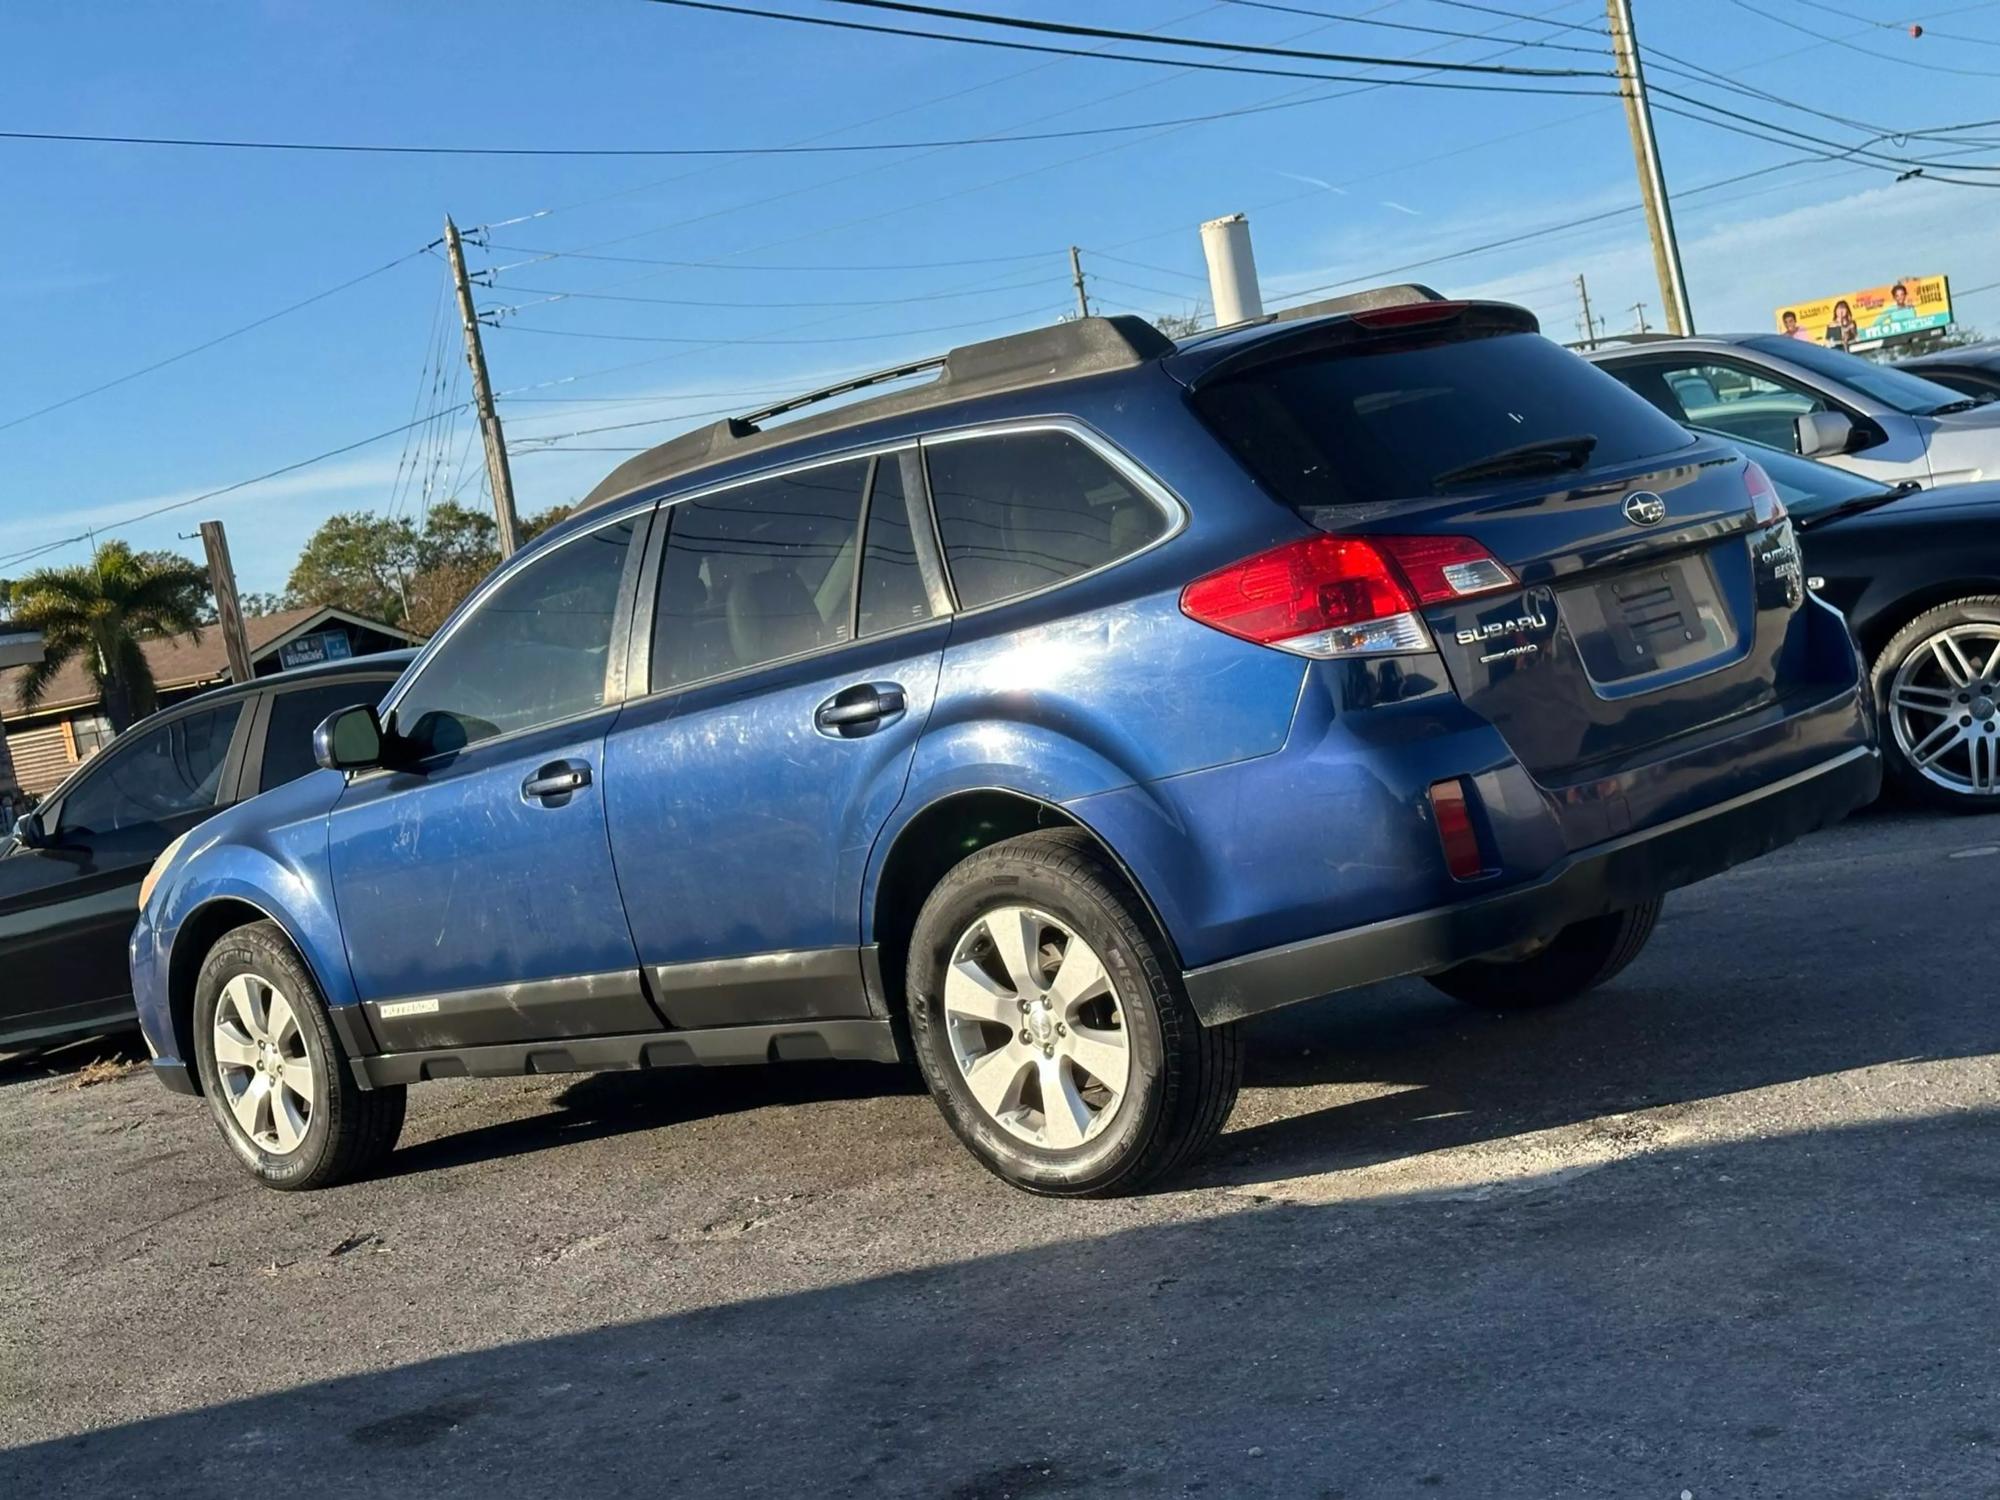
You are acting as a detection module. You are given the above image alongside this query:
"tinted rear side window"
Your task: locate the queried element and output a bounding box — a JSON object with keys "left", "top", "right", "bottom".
{"left": 258, "top": 678, "right": 393, "bottom": 789}
{"left": 1194, "top": 331, "right": 1695, "bottom": 509}
{"left": 925, "top": 430, "right": 1168, "bottom": 610}
{"left": 653, "top": 459, "right": 868, "bottom": 690}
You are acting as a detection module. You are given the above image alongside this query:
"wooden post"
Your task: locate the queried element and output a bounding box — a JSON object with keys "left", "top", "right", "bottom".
{"left": 199, "top": 520, "right": 255, "bottom": 684}
{"left": 444, "top": 215, "right": 523, "bottom": 558}
{"left": 1069, "top": 246, "right": 1090, "bottom": 319}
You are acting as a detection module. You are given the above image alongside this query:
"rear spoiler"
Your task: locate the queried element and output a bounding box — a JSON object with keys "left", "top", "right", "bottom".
{"left": 1179, "top": 299, "right": 1543, "bottom": 390}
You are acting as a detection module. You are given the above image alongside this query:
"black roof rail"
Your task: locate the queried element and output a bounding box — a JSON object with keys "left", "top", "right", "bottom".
{"left": 577, "top": 314, "right": 1173, "bottom": 512}
{"left": 725, "top": 355, "right": 947, "bottom": 437}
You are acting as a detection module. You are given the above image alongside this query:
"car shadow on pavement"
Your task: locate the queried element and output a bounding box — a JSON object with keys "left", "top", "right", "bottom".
{"left": 381, "top": 1059, "right": 929, "bottom": 1180}
{"left": 7, "top": 1108, "right": 1997, "bottom": 1498}
{"left": 1198, "top": 894, "right": 2000, "bottom": 1192}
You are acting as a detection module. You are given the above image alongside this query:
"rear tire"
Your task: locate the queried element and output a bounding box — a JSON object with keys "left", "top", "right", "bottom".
{"left": 1427, "top": 899, "right": 1662, "bottom": 1012}
{"left": 192, "top": 921, "right": 405, "bottom": 1190}
{"left": 906, "top": 830, "right": 1239, "bottom": 1197}
{"left": 1871, "top": 596, "right": 2000, "bottom": 813}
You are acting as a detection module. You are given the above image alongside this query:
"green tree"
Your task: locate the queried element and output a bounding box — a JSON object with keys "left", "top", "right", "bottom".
{"left": 287, "top": 501, "right": 589, "bottom": 637}
{"left": 284, "top": 510, "right": 421, "bottom": 623}
{"left": 8, "top": 541, "right": 211, "bottom": 731}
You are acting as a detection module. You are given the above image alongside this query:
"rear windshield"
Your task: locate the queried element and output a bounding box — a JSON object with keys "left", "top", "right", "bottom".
{"left": 1193, "top": 330, "right": 1697, "bottom": 508}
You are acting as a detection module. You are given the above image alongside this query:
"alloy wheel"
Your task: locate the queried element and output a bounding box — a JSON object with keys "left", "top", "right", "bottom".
{"left": 1889, "top": 623, "right": 2000, "bottom": 798}
{"left": 942, "top": 905, "right": 1132, "bottom": 1150}
{"left": 212, "top": 973, "right": 317, "bottom": 1155}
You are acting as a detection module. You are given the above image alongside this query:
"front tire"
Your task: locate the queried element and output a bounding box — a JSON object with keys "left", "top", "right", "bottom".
{"left": 1427, "top": 899, "right": 1662, "bottom": 1012}
{"left": 192, "top": 920, "right": 404, "bottom": 1190}
{"left": 1873, "top": 596, "right": 2000, "bottom": 812}
{"left": 906, "top": 831, "right": 1239, "bottom": 1197}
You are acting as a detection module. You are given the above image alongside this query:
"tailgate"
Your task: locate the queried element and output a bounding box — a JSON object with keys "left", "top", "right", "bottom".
{"left": 1357, "top": 450, "right": 1801, "bottom": 778}
{"left": 1185, "top": 308, "right": 1809, "bottom": 780}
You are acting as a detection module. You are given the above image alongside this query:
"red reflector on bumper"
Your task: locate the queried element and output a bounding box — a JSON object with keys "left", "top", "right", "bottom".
{"left": 1430, "top": 778, "right": 1487, "bottom": 880}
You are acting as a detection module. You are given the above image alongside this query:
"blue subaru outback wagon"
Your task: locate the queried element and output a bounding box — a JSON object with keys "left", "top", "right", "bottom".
{"left": 130, "top": 290, "right": 1878, "bottom": 1196}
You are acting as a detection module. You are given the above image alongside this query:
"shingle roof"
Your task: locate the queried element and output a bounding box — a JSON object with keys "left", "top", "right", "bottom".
{"left": 0, "top": 605, "right": 410, "bottom": 719}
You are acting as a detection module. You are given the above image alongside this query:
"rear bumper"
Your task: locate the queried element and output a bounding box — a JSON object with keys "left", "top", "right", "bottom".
{"left": 1183, "top": 742, "right": 1878, "bottom": 1025}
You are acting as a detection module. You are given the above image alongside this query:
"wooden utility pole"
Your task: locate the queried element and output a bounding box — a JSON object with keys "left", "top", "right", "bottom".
{"left": 198, "top": 521, "right": 255, "bottom": 685}
{"left": 444, "top": 215, "right": 522, "bottom": 559}
{"left": 1607, "top": 0, "right": 1692, "bottom": 335}
{"left": 1631, "top": 302, "right": 1652, "bottom": 334}
{"left": 1069, "top": 246, "right": 1091, "bottom": 319}
{"left": 1575, "top": 272, "right": 1602, "bottom": 348}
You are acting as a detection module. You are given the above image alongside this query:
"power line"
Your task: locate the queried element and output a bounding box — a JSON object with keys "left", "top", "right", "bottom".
{"left": 0, "top": 403, "right": 475, "bottom": 573}
{"left": 0, "top": 243, "right": 433, "bottom": 435}
{"left": 1761, "top": 0, "right": 2000, "bottom": 48}
{"left": 807, "top": 0, "right": 1606, "bottom": 75}
{"left": 481, "top": 243, "right": 1059, "bottom": 273}
{"left": 483, "top": 281, "right": 1053, "bottom": 313}
{"left": 639, "top": 0, "right": 1618, "bottom": 95}
{"left": 1261, "top": 155, "right": 1857, "bottom": 313}
{"left": 1723, "top": 0, "right": 2000, "bottom": 77}
{"left": 488, "top": 303, "right": 1066, "bottom": 346}
{"left": 1212, "top": 0, "right": 1607, "bottom": 53}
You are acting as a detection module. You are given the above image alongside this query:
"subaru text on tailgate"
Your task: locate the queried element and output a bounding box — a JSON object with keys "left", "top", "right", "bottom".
{"left": 128, "top": 290, "right": 1878, "bottom": 1196}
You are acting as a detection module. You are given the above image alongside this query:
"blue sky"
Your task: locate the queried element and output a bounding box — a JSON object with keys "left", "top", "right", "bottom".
{"left": 5, "top": 0, "right": 2000, "bottom": 593}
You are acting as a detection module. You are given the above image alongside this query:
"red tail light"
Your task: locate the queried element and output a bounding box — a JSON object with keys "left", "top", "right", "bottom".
{"left": 1743, "top": 459, "right": 1787, "bottom": 526}
{"left": 1429, "top": 778, "right": 1487, "bottom": 880}
{"left": 1375, "top": 534, "right": 1519, "bottom": 605}
{"left": 1179, "top": 534, "right": 1516, "bottom": 659}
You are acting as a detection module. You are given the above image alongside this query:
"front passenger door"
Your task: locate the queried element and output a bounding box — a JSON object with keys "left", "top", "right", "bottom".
{"left": 325, "top": 513, "right": 660, "bottom": 1052}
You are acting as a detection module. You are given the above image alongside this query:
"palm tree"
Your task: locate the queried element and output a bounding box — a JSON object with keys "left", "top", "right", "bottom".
{"left": 9, "top": 542, "right": 210, "bottom": 731}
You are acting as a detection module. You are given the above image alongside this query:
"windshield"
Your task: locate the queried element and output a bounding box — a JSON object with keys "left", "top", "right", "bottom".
{"left": 1701, "top": 429, "right": 1890, "bottom": 520}
{"left": 1194, "top": 330, "right": 1696, "bottom": 508}
{"left": 1741, "top": 336, "right": 1972, "bottom": 415}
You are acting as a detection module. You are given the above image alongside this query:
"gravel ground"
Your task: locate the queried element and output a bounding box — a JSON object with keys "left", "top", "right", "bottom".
{"left": 2, "top": 809, "right": 1996, "bottom": 1498}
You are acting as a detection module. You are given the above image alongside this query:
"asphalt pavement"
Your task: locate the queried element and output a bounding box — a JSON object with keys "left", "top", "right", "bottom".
{"left": 2, "top": 809, "right": 1996, "bottom": 1498}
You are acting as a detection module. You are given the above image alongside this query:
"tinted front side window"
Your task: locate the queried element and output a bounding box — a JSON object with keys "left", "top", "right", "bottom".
{"left": 925, "top": 430, "right": 1167, "bottom": 611}
{"left": 258, "top": 678, "right": 394, "bottom": 789}
{"left": 652, "top": 459, "right": 867, "bottom": 690}
{"left": 57, "top": 703, "right": 243, "bottom": 835}
{"left": 1196, "top": 331, "right": 1696, "bottom": 509}
{"left": 393, "top": 517, "right": 636, "bottom": 757}
{"left": 858, "top": 455, "right": 934, "bottom": 637}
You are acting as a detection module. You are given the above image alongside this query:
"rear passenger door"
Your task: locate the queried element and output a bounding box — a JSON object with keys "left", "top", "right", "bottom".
{"left": 604, "top": 449, "right": 950, "bottom": 1026}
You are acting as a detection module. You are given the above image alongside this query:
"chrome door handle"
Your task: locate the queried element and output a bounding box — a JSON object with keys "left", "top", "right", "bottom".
{"left": 522, "top": 762, "right": 592, "bottom": 801}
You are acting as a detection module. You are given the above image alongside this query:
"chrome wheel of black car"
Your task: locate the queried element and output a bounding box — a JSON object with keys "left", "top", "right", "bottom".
{"left": 1888, "top": 620, "right": 2000, "bottom": 801}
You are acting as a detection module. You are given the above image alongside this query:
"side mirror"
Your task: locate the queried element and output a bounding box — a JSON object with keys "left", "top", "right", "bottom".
{"left": 11, "top": 811, "right": 45, "bottom": 849}
{"left": 1796, "top": 410, "right": 1855, "bottom": 458}
{"left": 313, "top": 704, "right": 388, "bottom": 773}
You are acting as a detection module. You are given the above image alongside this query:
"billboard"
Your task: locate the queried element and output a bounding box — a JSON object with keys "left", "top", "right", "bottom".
{"left": 1773, "top": 275, "right": 1952, "bottom": 349}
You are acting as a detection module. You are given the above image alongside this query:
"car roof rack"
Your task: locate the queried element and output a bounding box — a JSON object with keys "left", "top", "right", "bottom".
{"left": 576, "top": 314, "right": 1175, "bottom": 511}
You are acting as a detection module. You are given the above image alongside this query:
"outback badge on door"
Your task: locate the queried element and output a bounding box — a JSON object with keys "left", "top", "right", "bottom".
{"left": 1623, "top": 491, "right": 1667, "bottom": 527}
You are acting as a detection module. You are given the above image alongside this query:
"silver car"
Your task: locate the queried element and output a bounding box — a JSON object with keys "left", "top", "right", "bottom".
{"left": 1585, "top": 333, "right": 2000, "bottom": 487}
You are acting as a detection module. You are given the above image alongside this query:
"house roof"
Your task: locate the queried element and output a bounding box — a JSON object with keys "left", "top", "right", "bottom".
{"left": 0, "top": 605, "right": 420, "bottom": 719}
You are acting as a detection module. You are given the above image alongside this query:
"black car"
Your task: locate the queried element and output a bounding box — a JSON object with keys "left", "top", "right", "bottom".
{"left": 0, "top": 649, "right": 416, "bottom": 1048}
{"left": 1895, "top": 341, "right": 2000, "bottom": 403}
{"left": 1735, "top": 436, "right": 2000, "bottom": 810}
